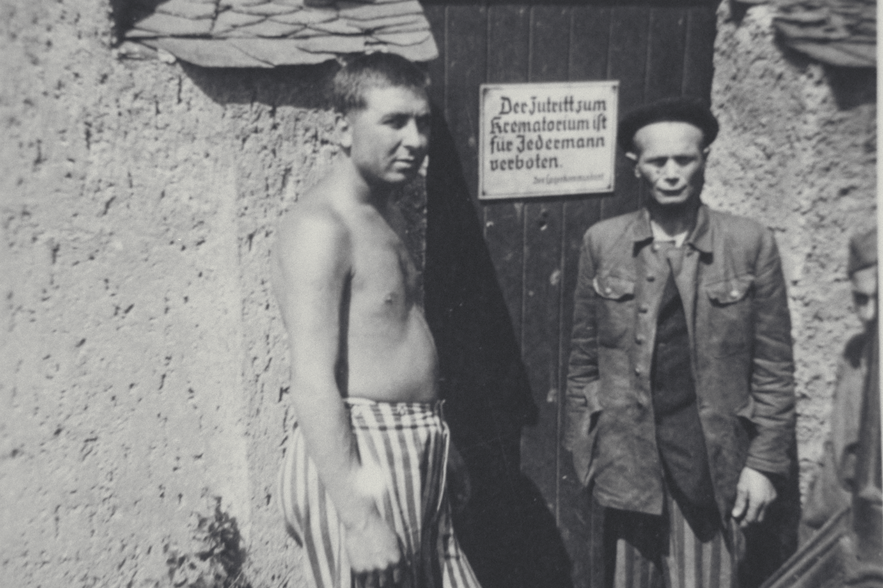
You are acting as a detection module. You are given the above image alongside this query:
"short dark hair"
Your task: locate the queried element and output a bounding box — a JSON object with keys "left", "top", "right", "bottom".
{"left": 331, "top": 52, "right": 430, "bottom": 115}
{"left": 617, "top": 96, "right": 719, "bottom": 153}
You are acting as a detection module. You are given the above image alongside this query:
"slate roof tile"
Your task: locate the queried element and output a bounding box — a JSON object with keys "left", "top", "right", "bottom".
{"left": 379, "top": 22, "right": 430, "bottom": 34}
{"left": 771, "top": 0, "right": 876, "bottom": 66}
{"left": 230, "top": 39, "right": 334, "bottom": 64}
{"left": 212, "top": 11, "right": 265, "bottom": 34}
{"left": 270, "top": 7, "right": 339, "bottom": 25}
{"left": 373, "top": 30, "right": 430, "bottom": 46}
{"left": 346, "top": 14, "right": 423, "bottom": 31}
{"left": 133, "top": 12, "right": 215, "bottom": 35}
{"left": 788, "top": 40, "right": 876, "bottom": 66}
{"left": 126, "top": 0, "right": 439, "bottom": 66}
{"left": 219, "top": 0, "right": 269, "bottom": 8}
{"left": 156, "top": 0, "right": 217, "bottom": 19}
{"left": 143, "top": 37, "right": 271, "bottom": 66}
{"left": 776, "top": 19, "right": 850, "bottom": 40}
{"left": 298, "top": 34, "right": 366, "bottom": 53}
{"left": 126, "top": 28, "right": 162, "bottom": 38}
{"left": 233, "top": 3, "right": 304, "bottom": 16}
{"left": 338, "top": 1, "right": 422, "bottom": 20}
{"left": 269, "top": 12, "right": 320, "bottom": 25}
{"left": 366, "top": 35, "right": 435, "bottom": 60}
{"left": 225, "top": 19, "right": 306, "bottom": 36}
{"left": 287, "top": 27, "right": 328, "bottom": 38}
{"left": 305, "top": 20, "right": 365, "bottom": 35}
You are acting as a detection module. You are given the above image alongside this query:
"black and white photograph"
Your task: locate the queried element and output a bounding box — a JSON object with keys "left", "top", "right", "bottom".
{"left": 0, "top": 0, "right": 878, "bottom": 587}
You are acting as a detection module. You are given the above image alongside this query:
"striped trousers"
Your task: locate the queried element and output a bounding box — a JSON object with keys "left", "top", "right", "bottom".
{"left": 278, "top": 398, "right": 482, "bottom": 588}
{"left": 601, "top": 491, "right": 741, "bottom": 588}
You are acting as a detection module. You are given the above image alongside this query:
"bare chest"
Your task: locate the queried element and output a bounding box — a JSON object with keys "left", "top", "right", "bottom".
{"left": 349, "top": 223, "right": 420, "bottom": 314}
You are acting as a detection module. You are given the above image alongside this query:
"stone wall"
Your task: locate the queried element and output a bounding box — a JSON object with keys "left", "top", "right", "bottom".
{"left": 0, "top": 1, "right": 425, "bottom": 585}
{"left": 705, "top": 1, "right": 877, "bottom": 494}
{"left": 1, "top": 0, "right": 876, "bottom": 585}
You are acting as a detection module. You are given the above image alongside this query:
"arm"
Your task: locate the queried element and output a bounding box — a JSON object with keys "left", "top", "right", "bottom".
{"left": 273, "top": 212, "right": 402, "bottom": 576}
{"left": 563, "top": 231, "right": 601, "bottom": 453}
{"left": 733, "top": 230, "right": 797, "bottom": 525}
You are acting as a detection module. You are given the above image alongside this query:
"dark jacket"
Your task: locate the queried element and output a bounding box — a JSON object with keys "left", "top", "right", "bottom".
{"left": 564, "top": 204, "right": 797, "bottom": 519}
{"left": 801, "top": 332, "right": 868, "bottom": 535}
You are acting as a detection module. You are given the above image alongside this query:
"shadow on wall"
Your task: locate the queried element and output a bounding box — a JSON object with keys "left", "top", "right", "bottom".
{"left": 822, "top": 66, "right": 876, "bottom": 111}
{"left": 771, "top": 44, "right": 878, "bottom": 111}
{"left": 425, "top": 107, "right": 574, "bottom": 588}
{"left": 177, "top": 62, "right": 337, "bottom": 109}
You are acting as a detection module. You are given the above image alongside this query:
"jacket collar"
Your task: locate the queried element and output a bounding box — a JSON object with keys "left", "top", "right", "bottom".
{"left": 631, "top": 203, "right": 713, "bottom": 254}
{"left": 687, "top": 204, "right": 713, "bottom": 254}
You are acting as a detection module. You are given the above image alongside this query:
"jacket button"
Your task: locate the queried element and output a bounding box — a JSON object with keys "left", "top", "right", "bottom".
{"left": 635, "top": 335, "right": 645, "bottom": 344}
{"left": 730, "top": 290, "right": 739, "bottom": 298}
{"left": 605, "top": 287, "right": 612, "bottom": 294}
{"left": 634, "top": 367, "right": 641, "bottom": 376}
{"left": 646, "top": 275, "right": 656, "bottom": 282}
{"left": 639, "top": 304, "right": 649, "bottom": 313}
{"left": 652, "top": 243, "right": 660, "bottom": 252}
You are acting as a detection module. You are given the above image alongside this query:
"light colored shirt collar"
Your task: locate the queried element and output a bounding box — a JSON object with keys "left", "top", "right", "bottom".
{"left": 650, "top": 219, "right": 689, "bottom": 247}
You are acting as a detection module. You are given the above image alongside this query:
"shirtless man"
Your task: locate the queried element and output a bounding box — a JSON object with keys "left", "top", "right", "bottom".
{"left": 273, "top": 53, "right": 481, "bottom": 588}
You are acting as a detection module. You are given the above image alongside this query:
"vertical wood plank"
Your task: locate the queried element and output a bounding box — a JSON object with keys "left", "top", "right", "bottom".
{"left": 423, "top": 5, "right": 446, "bottom": 113}
{"left": 445, "top": 6, "right": 486, "bottom": 207}
{"left": 521, "top": 1, "right": 569, "bottom": 520}
{"left": 485, "top": 5, "right": 530, "bottom": 350}
{"left": 601, "top": 6, "right": 648, "bottom": 221}
{"left": 682, "top": 5, "right": 717, "bottom": 98}
{"left": 645, "top": 7, "right": 688, "bottom": 100}
{"left": 559, "top": 8, "right": 612, "bottom": 587}
{"left": 518, "top": 9, "right": 580, "bottom": 586}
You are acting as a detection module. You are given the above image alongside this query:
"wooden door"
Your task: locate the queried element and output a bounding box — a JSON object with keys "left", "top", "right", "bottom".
{"left": 421, "top": 3, "right": 716, "bottom": 587}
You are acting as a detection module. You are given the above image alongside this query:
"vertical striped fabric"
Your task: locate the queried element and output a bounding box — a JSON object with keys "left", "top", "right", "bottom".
{"left": 610, "top": 493, "right": 738, "bottom": 588}
{"left": 278, "top": 399, "right": 482, "bottom": 588}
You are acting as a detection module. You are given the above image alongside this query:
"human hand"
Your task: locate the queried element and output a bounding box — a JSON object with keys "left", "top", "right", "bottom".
{"left": 731, "top": 467, "right": 778, "bottom": 528}
{"left": 345, "top": 515, "right": 405, "bottom": 588}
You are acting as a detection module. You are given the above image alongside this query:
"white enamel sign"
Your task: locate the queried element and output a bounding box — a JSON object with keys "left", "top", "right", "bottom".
{"left": 479, "top": 81, "right": 618, "bottom": 200}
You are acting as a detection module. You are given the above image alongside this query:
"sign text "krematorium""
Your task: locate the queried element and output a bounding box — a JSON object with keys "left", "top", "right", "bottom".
{"left": 479, "top": 81, "right": 618, "bottom": 200}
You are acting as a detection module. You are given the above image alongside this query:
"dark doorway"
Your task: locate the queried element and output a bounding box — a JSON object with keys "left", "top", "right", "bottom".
{"left": 422, "top": 3, "right": 717, "bottom": 587}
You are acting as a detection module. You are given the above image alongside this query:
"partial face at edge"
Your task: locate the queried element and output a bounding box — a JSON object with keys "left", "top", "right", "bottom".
{"left": 851, "top": 265, "right": 878, "bottom": 327}
{"left": 628, "top": 121, "right": 708, "bottom": 209}
{"left": 339, "top": 85, "right": 431, "bottom": 186}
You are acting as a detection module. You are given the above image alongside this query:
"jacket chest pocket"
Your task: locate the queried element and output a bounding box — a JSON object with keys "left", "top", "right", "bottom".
{"left": 593, "top": 274, "right": 635, "bottom": 348}
{"left": 704, "top": 275, "right": 754, "bottom": 357}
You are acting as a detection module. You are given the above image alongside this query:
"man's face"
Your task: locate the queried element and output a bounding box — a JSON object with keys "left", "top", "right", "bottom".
{"left": 341, "top": 85, "right": 431, "bottom": 186}
{"left": 628, "top": 121, "right": 708, "bottom": 209}
{"left": 851, "top": 265, "right": 878, "bottom": 328}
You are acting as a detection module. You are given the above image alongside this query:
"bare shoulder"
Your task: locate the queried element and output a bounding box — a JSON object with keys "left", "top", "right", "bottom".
{"left": 274, "top": 195, "right": 353, "bottom": 281}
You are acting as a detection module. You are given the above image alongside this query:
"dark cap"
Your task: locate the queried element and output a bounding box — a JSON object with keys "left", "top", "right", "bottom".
{"left": 617, "top": 96, "right": 719, "bottom": 153}
{"left": 848, "top": 227, "right": 877, "bottom": 276}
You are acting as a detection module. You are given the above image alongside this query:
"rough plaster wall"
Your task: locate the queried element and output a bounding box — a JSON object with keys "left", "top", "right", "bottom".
{"left": 705, "top": 2, "right": 877, "bottom": 495}
{"left": 0, "top": 0, "right": 426, "bottom": 586}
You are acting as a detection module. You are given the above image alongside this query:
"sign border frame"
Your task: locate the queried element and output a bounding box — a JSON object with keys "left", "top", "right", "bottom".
{"left": 478, "top": 80, "right": 619, "bottom": 201}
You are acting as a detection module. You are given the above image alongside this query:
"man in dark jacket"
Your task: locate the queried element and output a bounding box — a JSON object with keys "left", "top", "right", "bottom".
{"left": 801, "top": 228, "right": 877, "bottom": 542}
{"left": 564, "top": 97, "right": 797, "bottom": 588}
